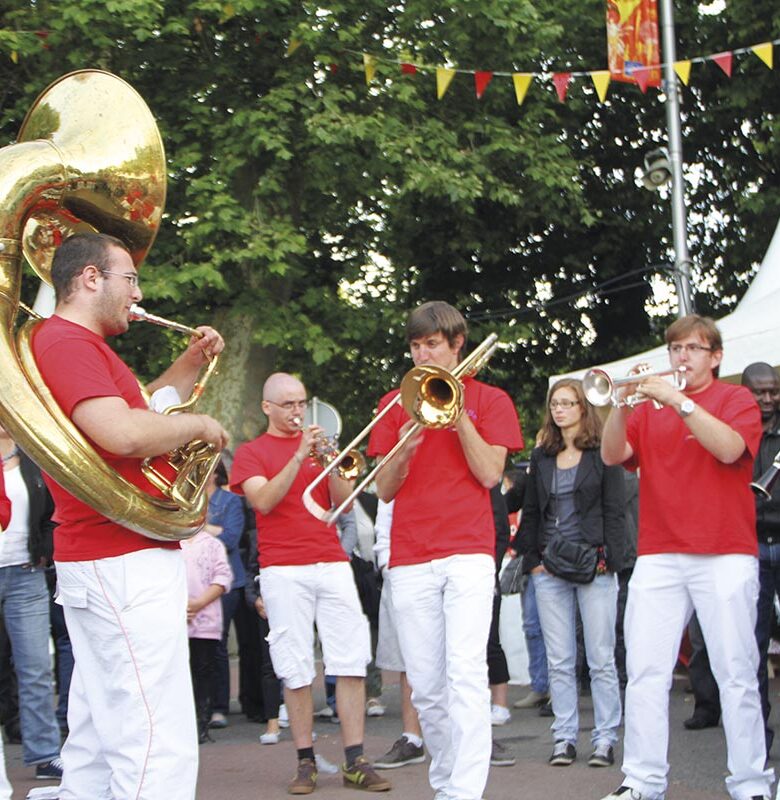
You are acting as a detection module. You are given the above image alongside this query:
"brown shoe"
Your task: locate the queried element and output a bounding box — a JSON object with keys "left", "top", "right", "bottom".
{"left": 288, "top": 758, "right": 318, "bottom": 795}
{"left": 342, "top": 755, "right": 392, "bottom": 791}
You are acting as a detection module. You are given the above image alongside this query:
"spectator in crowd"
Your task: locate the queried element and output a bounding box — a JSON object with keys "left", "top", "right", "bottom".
{"left": 182, "top": 521, "right": 233, "bottom": 743}
{"left": 231, "top": 372, "right": 390, "bottom": 794}
{"left": 0, "top": 424, "right": 63, "bottom": 780}
{"left": 599, "top": 314, "right": 773, "bottom": 800}
{"left": 519, "top": 379, "right": 625, "bottom": 768}
{"left": 367, "top": 301, "right": 523, "bottom": 800}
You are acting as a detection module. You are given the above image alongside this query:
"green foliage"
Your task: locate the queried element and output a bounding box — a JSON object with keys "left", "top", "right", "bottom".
{"left": 0, "top": 0, "right": 777, "bottom": 451}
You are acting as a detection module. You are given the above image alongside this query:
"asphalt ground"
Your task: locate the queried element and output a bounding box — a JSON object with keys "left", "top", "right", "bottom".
{"left": 5, "top": 669, "right": 778, "bottom": 800}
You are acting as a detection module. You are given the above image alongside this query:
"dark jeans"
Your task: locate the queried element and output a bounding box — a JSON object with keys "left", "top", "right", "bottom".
{"left": 488, "top": 586, "right": 510, "bottom": 686}
{"left": 190, "top": 638, "right": 218, "bottom": 734}
{"left": 49, "top": 597, "right": 73, "bottom": 733}
{"left": 757, "top": 542, "right": 780, "bottom": 753}
{"left": 615, "top": 567, "right": 632, "bottom": 690}
{"left": 257, "top": 615, "right": 281, "bottom": 721}
{"left": 687, "top": 613, "right": 721, "bottom": 723}
{"left": 213, "top": 588, "right": 241, "bottom": 715}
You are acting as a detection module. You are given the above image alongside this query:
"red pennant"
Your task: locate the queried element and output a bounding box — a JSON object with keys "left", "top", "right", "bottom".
{"left": 401, "top": 63, "right": 417, "bottom": 75}
{"left": 552, "top": 72, "right": 571, "bottom": 102}
{"left": 329, "top": 63, "right": 338, "bottom": 74}
{"left": 633, "top": 67, "right": 652, "bottom": 93}
{"left": 712, "top": 51, "right": 733, "bottom": 77}
{"left": 474, "top": 71, "right": 493, "bottom": 99}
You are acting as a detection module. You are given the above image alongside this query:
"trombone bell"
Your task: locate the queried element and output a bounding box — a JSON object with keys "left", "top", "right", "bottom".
{"left": 400, "top": 365, "right": 465, "bottom": 429}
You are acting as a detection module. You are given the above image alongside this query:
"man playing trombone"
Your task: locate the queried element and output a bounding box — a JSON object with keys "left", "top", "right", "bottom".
{"left": 367, "top": 301, "right": 523, "bottom": 800}
{"left": 230, "top": 372, "right": 390, "bottom": 795}
{"left": 32, "top": 232, "right": 229, "bottom": 800}
{"left": 599, "top": 314, "right": 773, "bottom": 800}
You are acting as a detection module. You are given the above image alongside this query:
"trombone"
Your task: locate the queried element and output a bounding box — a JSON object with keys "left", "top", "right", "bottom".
{"left": 302, "top": 333, "right": 500, "bottom": 524}
{"left": 582, "top": 365, "right": 687, "bottom": 409}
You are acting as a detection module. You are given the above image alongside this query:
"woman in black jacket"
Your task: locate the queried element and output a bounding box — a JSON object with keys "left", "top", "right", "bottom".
{"left": 518, "top": 378, "right": 625, "bottom": 770}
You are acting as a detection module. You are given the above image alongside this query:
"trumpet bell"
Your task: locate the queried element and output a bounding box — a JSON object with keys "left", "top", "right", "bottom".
{"left": 582, "top": 369, "right": 613, "bottom": 408}
{"left": 400, "top": 365, "right": 464, "bottom": 429}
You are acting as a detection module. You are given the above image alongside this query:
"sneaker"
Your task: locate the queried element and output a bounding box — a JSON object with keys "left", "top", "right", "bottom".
{"left": 260, "top": 731, "right": 280, "bottom": 745}
{"left": 366, "top": 698, "right": 386, "bottom": 717}
{"left": 279, "top": 703, "right": 290, "bottom": 729}
{"left": 588, "top": 743, "right": 614, "bottom": 767}
{"left": 35, "top": 758, "right": 64, "bottom": 780}
{"left": 513, "top": 689, "right": 549, "bottom": 708}
{"left": 288, "top": 758, "right": 318, "bottom": 795}
{"left": 600, "top": 788, "right": 648, "bottom": 800}
{"left": 374, "top": 736, "right": 425, "bottom": 769}
{"left": 539, "top": 700, "right": 554, "bottom": 717}
{"left": 209, "top": 711, "right": 228, "bottom": 729}
{"left": 548, "top": 740, "right": 576, "bottom": 766}
{"left": 314, "top": 705, "right": 335, "bottom": 719}
{"left": 490, "top": 704, "right": 511, "bottom": 726}
{"left": 490, "top": 740, "right": 516, "bottom": 767}
{"left": 341, "top": 755, "right": 392, "bottom": 791}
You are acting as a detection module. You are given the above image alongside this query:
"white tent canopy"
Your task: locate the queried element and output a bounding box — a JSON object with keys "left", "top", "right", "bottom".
{"left": 553, "top": 217, "right": 780, "bottom": 386}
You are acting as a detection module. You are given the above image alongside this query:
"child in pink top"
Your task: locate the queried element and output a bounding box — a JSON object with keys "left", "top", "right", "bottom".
{"left": 181, "top": 529, "right": 233, "bottom": 743}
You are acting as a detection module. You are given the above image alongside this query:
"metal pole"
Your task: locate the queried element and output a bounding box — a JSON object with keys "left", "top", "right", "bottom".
{"left": 659, "top": 0, "right": 694, "bottom": 316}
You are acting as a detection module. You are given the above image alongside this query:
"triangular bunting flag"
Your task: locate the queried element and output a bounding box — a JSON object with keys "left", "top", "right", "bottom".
{"left": 436, "top": 67, "right": 456, "bottom": 100}
{"left": 752, "top": 42, "right": 773, "bottom": 69}
{"left": 286, "top": 38, "right": 302, "bottom": 56}
{"left": 674, "top": 60, "right": 692, "bottom": 85}
{"left": 363, "top": 54, "right": 377, "bottom": 85}
{"left": 474, "top": 71, "right": 493, "bottom": 100}
{"left": 552, "top": 72, "right": 571, "bottom": 102}
{"left": 633, "top": 67, "right": 652, "bottom": 93}
{"left": 712, "top": 51, "right": 733, "bottom": 77}
{"left": 401, "top": 62, "right": 417, "bottom": 75}
{"left": 590, "top": 70, "right": 610, "bottom": 102}
{"left": 512, "top": 73, "right": 533, "bottom": 106}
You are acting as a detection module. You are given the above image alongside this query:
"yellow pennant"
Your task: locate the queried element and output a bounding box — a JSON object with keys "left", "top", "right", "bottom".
{"left": 436, "top": 68, "right": 456, "bottom": 100}
{"left": 363, "top": 54, "right": 377, "bottom": 85}
{"left": 590, "top": 71, "right": 611, "bottom": 102}
{"left": 286, "top": 38, "right": 302, "bottom": 57}
{"left": 614, "top": 0, "right": 642, "bottom": 24}
{"left": 674, "top": 60, "right": 692, "bottom": 85}
{"left": 10, "top": 50, "right": 17, "bottom": 64}
{"left": 752, "top": 42, "right": 773, "bottom": 69}
{"left": 512, "top": 73, "right": 533, "bottom": 106}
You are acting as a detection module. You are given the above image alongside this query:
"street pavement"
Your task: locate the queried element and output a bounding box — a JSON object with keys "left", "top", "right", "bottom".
{"left": 5, "top": 670, "right": 777, "bottom": 799}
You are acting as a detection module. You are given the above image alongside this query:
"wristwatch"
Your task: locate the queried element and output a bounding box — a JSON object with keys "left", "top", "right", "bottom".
{"left": 679, "top": 398, "right": 695, "bottom": 418}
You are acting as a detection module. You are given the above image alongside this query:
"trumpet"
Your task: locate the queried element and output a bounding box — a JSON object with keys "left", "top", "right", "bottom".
{"left": 302, "top": 334, "right": 500, "bottom": 524}
{"left": 750, "top": 452, "right": 780, "bottom": 499}
{"left": 130, "top": 304, "right": 222, "bottom": 512}
{"left": 582, "top": 365, "right": 687, "bottom": 409}
{"left": 292, "top": 416, "right": 366, "bottom": 480}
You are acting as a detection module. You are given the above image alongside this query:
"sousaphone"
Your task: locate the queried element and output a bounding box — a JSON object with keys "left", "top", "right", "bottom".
{"left": 0, "top": 70, "right": 205, "bottom": 540}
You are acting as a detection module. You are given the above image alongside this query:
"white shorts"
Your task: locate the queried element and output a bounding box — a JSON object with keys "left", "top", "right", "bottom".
{"left": 260, "top": 561, "right": 371, "bottom": 689}
{"left": 376, "top": 571, "right": 405, "bottom": 672}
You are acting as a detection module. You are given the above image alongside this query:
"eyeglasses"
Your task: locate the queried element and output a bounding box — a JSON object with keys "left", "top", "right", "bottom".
{"left": 101, "top": 270, "right": 140, "bottom": 288}
{"left": 267, "top": 400, "right": 308, "bottom": 412}
{"left": 549, "top": 399, "right": 579, "bottom": 410}
{"left": 668, "top": 343, "right": 712, "bottom": 355}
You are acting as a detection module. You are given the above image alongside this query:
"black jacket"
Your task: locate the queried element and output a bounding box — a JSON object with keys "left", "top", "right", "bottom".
{"left": 518, "top": 446, "right": 626, "bottom": 574}
{"left": 18, "top": 451, "right": 56, "bottom": 566}
{"left": 755, "top": 426, "right": 780, "bottom": 544}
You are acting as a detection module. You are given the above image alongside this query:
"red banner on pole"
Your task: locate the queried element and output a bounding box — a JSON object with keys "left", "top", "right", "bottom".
{"left": 606, "top": 0, "right": 662, "bottom": 88}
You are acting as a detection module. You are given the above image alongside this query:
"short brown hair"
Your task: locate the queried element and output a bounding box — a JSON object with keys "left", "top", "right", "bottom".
{"left": 51, "top": 232, "right": 131, "bottom": 303}
{"left": 538, "top": 379, "right": 603, "bottom": 456}
{"left": 405, "top": 301, "right": 468, "bottom": 354}
{"left": 665, "top": 314, "right": 722, "bottom": 351}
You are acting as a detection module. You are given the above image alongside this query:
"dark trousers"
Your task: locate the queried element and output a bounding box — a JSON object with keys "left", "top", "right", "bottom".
{"left": 615, "top": 567, "right": 633, "bottom": 690}
{"left": 757, "top": 542, "right": 780, "bottom": 754}
{"left": 190, "top": 638, "right": 218, "bottom": 735}
{"left": 687, "top": 613, "right": 721, "bottom": 723}
{"left": 257, "top": 615, "right": 281, "bottom": 720}
{"left": 488, "top": 584, "right": 510, "bottom": 686}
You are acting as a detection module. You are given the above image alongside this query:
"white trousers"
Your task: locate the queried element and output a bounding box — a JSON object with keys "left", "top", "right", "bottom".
{"left": 390, "top": 553, "right": 494, "bottom": 800}
{"left": 56, "top": 548, "right": 198, "bottom": 800}
{"left": 622, "top": 553, "right": 774, "bottom": 800}
{"left": 0, "top": 737, "right": 11, "bottom": 800}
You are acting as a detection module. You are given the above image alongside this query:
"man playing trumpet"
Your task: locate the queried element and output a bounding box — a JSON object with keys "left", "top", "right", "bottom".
{"left": 230, "top": 372, "right": 390, "bottom": 795}
{"left": 599, "top": 314, "right": 773, "bottom": 800}
{"left": 32, "top": 232, "right": 229, "bottom": 800}
{"left": 367, "top": 301, "right": 523, "bottom": 800}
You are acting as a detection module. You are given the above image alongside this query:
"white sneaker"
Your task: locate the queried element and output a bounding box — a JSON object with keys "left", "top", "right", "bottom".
{"left": 366, "top": 698, "right": 386, "bottom": 717}
{"left": 278, "top": 703, "right": 290, "bottom": 729}
{"left": 259, "top": 731, "right": 280, "bottom": 745}
{"left": 314, "top": 705, "right": 335, "bottom": 718}
{"left": 490, "top": 703, "right": 511, "bottom": 726}
{"left": 600, "top": 788, "right": 648, "bottom": 800}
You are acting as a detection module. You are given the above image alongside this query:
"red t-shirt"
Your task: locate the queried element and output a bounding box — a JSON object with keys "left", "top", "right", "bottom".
{"left": 33, "top": 315, "right": 177, "bottom": 561}
{"left": 367, "top": 377, "right": 524, "bottom": 567}
{"left": 626, "top": 379, "right": 761, "bottom": 556}
{"left": 0, "top": 470, "right": 10, "bottom": 531}
{"left": 229, "top": 433, "right": 347, "bottom": 567}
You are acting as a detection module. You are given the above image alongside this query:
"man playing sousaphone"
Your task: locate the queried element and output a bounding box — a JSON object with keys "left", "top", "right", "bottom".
{"left": 598, "top": 314, "right": 773, "bottom": 800}
{"left": 32, "top": 232, "right": 228, "bottom": 800}
{"left": 367, "top": 301, "right": 523, "bottom": 800}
